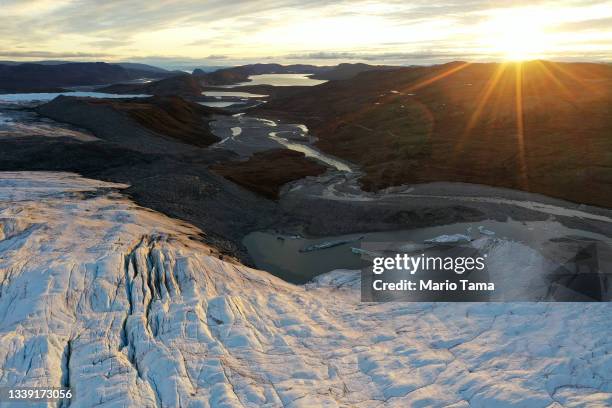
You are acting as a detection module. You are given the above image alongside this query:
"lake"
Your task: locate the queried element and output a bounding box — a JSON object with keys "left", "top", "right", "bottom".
{"left": 243, "top": 218, "right": 609, "bottom": 285}
{"left": 202, "top": 91, "right": 268, "bottom": 98}
{"left": 198, "top": 101, "right": 244, "bottom": 108}
{"left": 227, "top": 73, "right": 327, "bottom": 87}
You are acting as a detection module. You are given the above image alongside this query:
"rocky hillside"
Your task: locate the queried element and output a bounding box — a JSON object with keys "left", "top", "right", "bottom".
{"left": 100, "top": 74, "right": 205, "bottom": 97}
{"left": 0, "top": 171, "right": 611, "bottom": 407}
{"left": 38, "top": 95, "right": 220, "bottom": 149}
{"left": 310, "top": 63, "right": 396, "bottom": 80}
{"left": 257, "top": 61, "right": 612, "bottom": 208}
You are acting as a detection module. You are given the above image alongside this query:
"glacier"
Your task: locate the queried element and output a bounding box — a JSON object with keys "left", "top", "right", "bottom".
{"left": 0, "top": 172, "right": 611, "bottom": 407}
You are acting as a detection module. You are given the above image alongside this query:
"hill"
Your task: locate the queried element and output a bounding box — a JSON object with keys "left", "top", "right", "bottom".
{"left": 100, "top": 74, "right": 204, "bottom": 97}
{"left": 256, "top": 61, "right": 612, "bottom": 208}
{"left": 0, "top": 61, "right": 177, "bottom": 93}
{"left": 113, "top": 62, "right": 171, "bottom": 73}
{"left": 38, "top": 95, "right": 220, "bottom": 148}
{"left": 310, "top": 62, "right": 397, "bottom": 80}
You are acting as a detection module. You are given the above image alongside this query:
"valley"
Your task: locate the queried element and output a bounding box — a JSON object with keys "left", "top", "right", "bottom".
{"left": 1, "top": 64, "right": 611, "bottom": 299}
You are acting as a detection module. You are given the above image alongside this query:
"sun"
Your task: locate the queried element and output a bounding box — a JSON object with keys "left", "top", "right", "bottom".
{"left": 480, "top": 9, "right": 550, "bottom": 61}
{"left": 497, "top": 31, "right": 544, "bottom": 61}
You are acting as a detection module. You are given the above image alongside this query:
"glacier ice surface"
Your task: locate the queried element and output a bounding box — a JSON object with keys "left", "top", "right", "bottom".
{"left": 0, "top": 172, "right": 611, "bottom": 407}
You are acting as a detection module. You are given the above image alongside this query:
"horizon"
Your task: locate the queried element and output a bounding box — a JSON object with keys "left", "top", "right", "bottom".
{"left": 1, "top": 0, "right": 611, "bottom": 70}
{"left": 2, "top": 58, "right": 611, "bottom": 73}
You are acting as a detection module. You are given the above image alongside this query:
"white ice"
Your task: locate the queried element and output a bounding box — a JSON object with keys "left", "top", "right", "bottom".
{"left": 424, "top": 234, "right": 472, "bottom": 244}
{"left": 477, "top": 226, "right": 495, "bottom": 236}
{"left": 0, "top": 172, "right": 610, "bottom": 407}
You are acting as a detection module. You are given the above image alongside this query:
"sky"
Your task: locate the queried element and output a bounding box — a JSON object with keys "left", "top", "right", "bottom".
{"left": 1, "top": 0, "right": 611, "bottom": 70}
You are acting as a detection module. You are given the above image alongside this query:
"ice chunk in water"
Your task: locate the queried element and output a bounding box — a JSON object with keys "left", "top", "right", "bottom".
{"left": 424, "top": 234, "right": 472, "bottom": 244}
{"left": 478, "top": 226, "right": 496, "bottom": 236}
{"left": 300, "top": 236, "right": 364, "bottom": 252}
{"left": 397, "top": 243, "right": 428, "bottom": 252}
{"left": 350, "top": 247, "right": 382, "bottom": 258}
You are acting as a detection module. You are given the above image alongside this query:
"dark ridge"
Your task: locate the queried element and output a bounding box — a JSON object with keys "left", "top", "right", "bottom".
{"left": 0, "top": 61, "right": 180, "bottom": 93}
{"left": 0, "top": 62, "right": 129, "bottom": 92}
{"left": 92, "top": 96, "right": 220, "bottom": 146}
{"left": 310, "top": 63, "right": 398, "bottom": 80}
{"left": 100, "top": 74, "right": 204, "bottom": 97}
{"left": 39, "top": 95, "right": 220, "bottom": 148}
{"left": 0, "top": 62, "right": 165, "bottom": 93}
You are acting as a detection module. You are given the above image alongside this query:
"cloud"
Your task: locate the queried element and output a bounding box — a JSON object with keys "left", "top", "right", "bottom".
{"left": 0, "top": 50, "right": 113, "bottom": 59}
{"left": 204, "top": 54, "right": 229, "bottom": 60}
{"left": 86, "top": 39, "right": 131, "bottom": 48}
{"left": 551, "top": 16, "right": 612, "bottom": 31}
{"left": 0, "top": 0, "right": 609, "bottom": 65}
{"left": 284, "top": 51, "right": 468, "bottom": 61}
{"left": 187, "top": 39, "right": 210, "bottom": 47}
{"left": 121, "top": 55, "right": 238, "bottom": 70}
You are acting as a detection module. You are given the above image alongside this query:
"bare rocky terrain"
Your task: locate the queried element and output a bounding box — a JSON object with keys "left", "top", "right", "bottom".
{"left": 0, "top": 97, "right": 279, "bottom": 262}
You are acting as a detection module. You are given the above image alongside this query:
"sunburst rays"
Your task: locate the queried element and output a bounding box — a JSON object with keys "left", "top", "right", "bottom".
{"left": 404, "top": 62, "right": 472, "bottom": 93}
{"left": 346, "top": 59, "right": 603, "bottom": 191}
{"left": 514, "top": 62, "right": 529, "bottom": 189}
